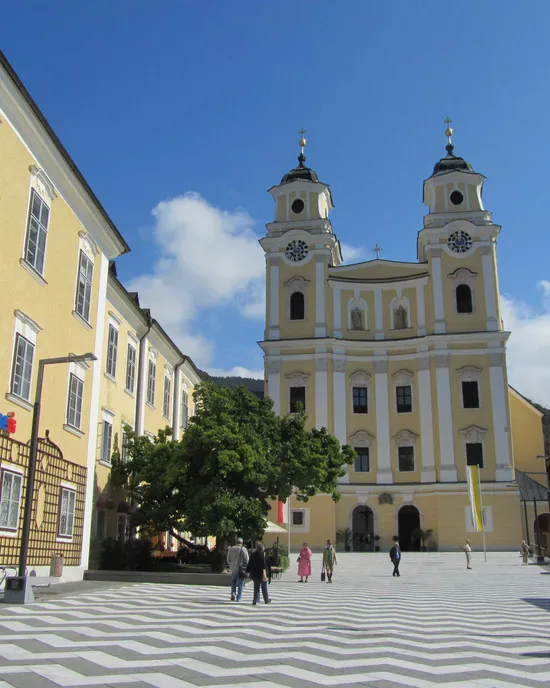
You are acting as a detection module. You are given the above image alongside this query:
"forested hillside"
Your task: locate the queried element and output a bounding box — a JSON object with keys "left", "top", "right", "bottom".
{"left": 199, "top": 370, "right": 264, "bottom": 396}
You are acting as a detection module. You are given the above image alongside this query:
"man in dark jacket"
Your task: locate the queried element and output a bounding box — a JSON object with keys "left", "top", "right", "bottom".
{"left": 247, "top": 543, "right": 271, "bottom": 605}
{"left": 389, "top": 540, "right": 401, "bottom": 577}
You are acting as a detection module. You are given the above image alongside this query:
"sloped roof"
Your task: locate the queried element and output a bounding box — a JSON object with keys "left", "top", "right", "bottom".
{"left": 516, "top": 469, "right": 549, "bottom": 501}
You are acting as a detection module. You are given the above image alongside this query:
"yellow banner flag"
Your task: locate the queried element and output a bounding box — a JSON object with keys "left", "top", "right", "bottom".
{"left": 467, "top": 465, "right": 483, "bottom": 532}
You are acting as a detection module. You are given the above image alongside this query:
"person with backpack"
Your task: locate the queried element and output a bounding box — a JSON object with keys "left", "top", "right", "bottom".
{"left": 227, "top": 537, "right": 249, "bottom": 602}
{"left": 389, "top": 539, "right": 401, "bottom": 577}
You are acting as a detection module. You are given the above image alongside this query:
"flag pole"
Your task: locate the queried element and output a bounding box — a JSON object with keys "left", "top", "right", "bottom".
{"left": 478, "top": 468, "right": 487, "bottom": 562}
{"left": 287, "top": 492, "right": 291, "bottom": 555}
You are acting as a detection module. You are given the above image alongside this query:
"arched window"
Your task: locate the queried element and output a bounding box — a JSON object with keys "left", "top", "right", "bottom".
{"left": 290, "top": 291, "right": 305, "bottom": 320}
{"left": 456, "top": 284, "right": 473, "bottom": 313}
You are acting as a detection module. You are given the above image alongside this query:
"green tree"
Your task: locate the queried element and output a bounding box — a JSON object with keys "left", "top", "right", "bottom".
{"left": 113, "top": 383, "right": 355, "bottom": 542}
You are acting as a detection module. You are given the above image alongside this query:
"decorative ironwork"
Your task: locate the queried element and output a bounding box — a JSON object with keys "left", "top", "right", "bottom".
{"left": 0, "top": 434, "right": 86, "bottom": 567}
{"left": 378, "top": 492, "right": 393, "bottom": 505}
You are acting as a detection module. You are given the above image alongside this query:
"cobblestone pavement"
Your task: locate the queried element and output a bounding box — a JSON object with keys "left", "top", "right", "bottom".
{"left": 0, "top": 552, "right": 549, "bottom": 687}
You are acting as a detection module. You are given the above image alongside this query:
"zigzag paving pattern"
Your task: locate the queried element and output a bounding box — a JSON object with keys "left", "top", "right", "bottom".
{"left": 1, "top": 553, "right": 549, "bottom": 687}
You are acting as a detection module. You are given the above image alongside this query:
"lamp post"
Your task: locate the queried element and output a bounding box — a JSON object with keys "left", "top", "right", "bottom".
{"left": 5, "top": 353, "right": 96, "bottom": 604}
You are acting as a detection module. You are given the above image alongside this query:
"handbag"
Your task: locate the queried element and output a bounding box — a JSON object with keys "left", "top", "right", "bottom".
{"left": 296, "top": 556, "right": 301, "bottom": 563}
{"left": 237, "top": 546, "right": 248, "bottom": 579}
{"left": 321, "top": 568, "right": 326, "bottom": 582}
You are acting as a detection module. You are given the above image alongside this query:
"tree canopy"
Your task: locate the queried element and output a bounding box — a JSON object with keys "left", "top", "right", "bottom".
{"left": 113, "top": 382, "right": 355, "bottom": 541}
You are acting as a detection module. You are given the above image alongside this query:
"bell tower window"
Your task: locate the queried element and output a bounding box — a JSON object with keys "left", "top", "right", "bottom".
{"left": 291, "top": 198, "right": 304, "bottom": 214}
{"left": 456, "top": 284, "right": 473, "bottom": 313}
{"left": 290, "top": 292, "right": 305, "bottom": 320}
{"left": 450, "top": 190, "right": 464, "bottom": 206}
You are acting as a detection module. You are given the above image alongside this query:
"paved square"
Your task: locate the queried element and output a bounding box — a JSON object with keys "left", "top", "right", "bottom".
{"left": 1, "top": 553, "right": 549, "bottom": 687}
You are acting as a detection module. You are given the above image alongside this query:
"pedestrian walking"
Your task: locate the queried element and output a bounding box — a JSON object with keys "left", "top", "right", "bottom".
{"left": 464, "top": 539, "right": 472, "bottom": 569}
{"left": 322, "top": 539, "right": 337, "bottom": 583}
{"left": 521, "top": 540, "right": 529, "bottom": 565}
{"left": 297, "top": 541, "right": 312, "bottom": 582}
{"left": 226, "top": 537, "right": 249, "bottom": 602}
{"left": 389, "top": 540, "right": 401, "bottom": 577}
{"left": 248, "top": 543, "right": 271, "bottom": 605}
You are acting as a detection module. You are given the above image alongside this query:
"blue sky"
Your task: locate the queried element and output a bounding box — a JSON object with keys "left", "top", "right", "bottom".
{"left": 3, "top": 2, "right": 550, "bottom": 401}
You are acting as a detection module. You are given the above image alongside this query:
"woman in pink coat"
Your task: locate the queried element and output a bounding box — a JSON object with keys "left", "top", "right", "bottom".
{"left": 297, "top": 541, "right": 312, "bottom": 582}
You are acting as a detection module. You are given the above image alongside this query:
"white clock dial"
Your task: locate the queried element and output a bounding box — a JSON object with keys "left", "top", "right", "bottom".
{"left": 448, "top": 230, "right": 472, "bottom": 254}
{"left": 285, "top": 239, "right": 308, "bottom": 262}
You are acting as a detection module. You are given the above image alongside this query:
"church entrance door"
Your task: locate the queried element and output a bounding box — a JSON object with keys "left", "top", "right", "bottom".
{"left": 352, "top": 505, "right": 374, "bottom": 551}
{"left": 398, "top": 505, "right": 421, "bottom": 552}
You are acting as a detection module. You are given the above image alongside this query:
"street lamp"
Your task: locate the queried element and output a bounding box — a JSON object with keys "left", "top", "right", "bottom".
{"left": 5, "top": 353, "right": 96, "bottom": 604}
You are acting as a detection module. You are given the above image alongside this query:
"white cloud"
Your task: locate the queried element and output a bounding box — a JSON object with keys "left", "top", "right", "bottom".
{"left": 340, "top": 243, "right": 367, "bottom": 264}
{"left": 207, "top": 366, "right": 264, "bottom": 379}
{"left": 127, "top": 192, "right": 265, "bottom": 367}
{"left": 502, "top": 282, "right": 550, "bottom": 407}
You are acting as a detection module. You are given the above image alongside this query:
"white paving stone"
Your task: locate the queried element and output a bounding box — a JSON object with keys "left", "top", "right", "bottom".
{"left": 0, "top": 552, "right": 548, "bottom": 687}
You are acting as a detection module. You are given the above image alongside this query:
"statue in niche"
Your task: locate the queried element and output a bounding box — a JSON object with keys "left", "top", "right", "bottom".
{"left": 394, "top": 305, "right": 408, "bottom": 330}
{"left": 351, "top": 307, "right": 362, "bottom": 330}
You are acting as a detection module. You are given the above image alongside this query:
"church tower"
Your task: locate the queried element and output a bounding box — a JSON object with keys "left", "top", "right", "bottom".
{"left": 260, "top": 124, "right": 522, "bottom": 554}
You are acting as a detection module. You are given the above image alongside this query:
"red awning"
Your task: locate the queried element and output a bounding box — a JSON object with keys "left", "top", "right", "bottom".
{"left": 96, "top": 495, "right": 115, "bottom": 509}
{"left": 117, "top": 501, "right": 131, "bottom": 514}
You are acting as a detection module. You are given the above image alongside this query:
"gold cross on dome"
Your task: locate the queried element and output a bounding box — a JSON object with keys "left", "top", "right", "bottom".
{"left": 372, "top": 244, "right": 383, "bottom": 258}
{"left": 444, "top": 116, "right": 453, "bottom": 144}
{"left": 298, "top": 128, "right": 307, "bottom": 155}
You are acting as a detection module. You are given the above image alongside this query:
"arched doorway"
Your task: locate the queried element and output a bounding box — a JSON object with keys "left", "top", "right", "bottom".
{"left": 398, "top": 505, "right": 421, "bottom": 552}
{"left": 534, "top": 513, "right": 550, "bottom": 553}
{"left": 352, "top": 505, "right": 374, "bottom": 551}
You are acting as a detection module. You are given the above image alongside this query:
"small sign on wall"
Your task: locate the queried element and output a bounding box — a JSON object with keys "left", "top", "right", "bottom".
{"left": 0, "top": 412, "right": 16, "bottom": 434}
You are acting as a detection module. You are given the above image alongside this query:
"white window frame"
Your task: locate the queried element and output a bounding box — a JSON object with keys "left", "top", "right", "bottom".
{"left": 163, "top": 369, "right": 172, "bottom": 420}
{"left": 290, "top": 508, "right": 310, "bottom": 532}
{"left": 74, "top": 249, "right": 94, "bottom": 324}
{"left": 393, "top": 429, "right": 418, "bottom": 472}
{"left": 286, "top": 371, "right": 309, "bottom": 413}
{"left": 390, "top": 295, "right": 411, "bottom": 330}
{"left": 449, "top": 267, "right": 477, "bottom": 315}
{"left": 8, "top": 311, "right": 41, "bottom": 409}
{"left": 125, "top": 339, "right": 137, "bottom": 395}
{"left": 66, "top": 373, "right": 84, "bottom": 431}
{"left": 121, "top": 423, "right": 132, "bottom": 463}
{"left": 23, "top": 187, "right": 51, "bottom": 277}
{"left": 349, "top": 430, "right": 374, "bottom": 474}
{"left": 459, "top": 425, "right": 488, "bottom": 469}
{"left": 63, "top": 360, "right": 87, "bottom": 437}
{"left": 350, "top": 370, "right": 370, "bottom": 414}
{"left": 393, "top": 369, "right": 414, "bottom": 414}
{"left": 457, "top": 366, "right": 483, "bottom": 409}
{"left": 285, "top": 275, "right": 309, "bottom": 322}
{"left": 57, "top": 486, "right": 76, "bottom": 539}
{"left": 465, "top": 505, "right": 493, "bottom": 533}
{"left": 147, "top": 351, "right": 157, "bottom": 407}
{"left": 181, "top": 386, "right": 189, "bottom": 429}
{"left": 0, "top": 467, "right": 23, "bottom": 533}
{"left": 100, "top": 408, "right": 115, "bottom": 465}
{"left": 10, "top": 333, "right": 35, "bottom": 403}
{"left": 105, "top": 319, "right": 120, "bottom": 380}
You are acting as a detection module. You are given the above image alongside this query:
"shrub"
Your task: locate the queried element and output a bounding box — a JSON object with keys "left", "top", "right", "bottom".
{"left": 99, "top": 537, "right": 153, "bottom": 571}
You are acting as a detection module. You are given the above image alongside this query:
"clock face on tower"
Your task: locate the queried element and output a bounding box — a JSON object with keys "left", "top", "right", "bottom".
{"left": 285, "top": 239, "right": 309, "bottom": 262}
{"left": 447, "top": 230, "right": 472, "bottom": 254}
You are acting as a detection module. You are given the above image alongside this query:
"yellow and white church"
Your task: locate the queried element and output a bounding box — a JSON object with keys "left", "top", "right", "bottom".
{"left": 260, "top": 127, "right": 547, "bottom": 553}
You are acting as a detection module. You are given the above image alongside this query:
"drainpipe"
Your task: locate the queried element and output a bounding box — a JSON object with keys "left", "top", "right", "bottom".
{"left": 134, "top": 316, "right": 153, "bottom": 434}
{"left": 172, "top": 356, "right": 186, "bottom": 441}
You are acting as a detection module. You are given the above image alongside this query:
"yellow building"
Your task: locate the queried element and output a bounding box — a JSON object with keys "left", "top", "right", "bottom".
{"left": 260, "top": 130, "right": 548, "bottom": 552}
{"left": 93, "top": 265, "right": 201, "bottom": 545}
{"left": 0, "top": 51, "right": 202, "bottom": 579}
{"left": 0, "top": 51, "right": 129, "bottom": 579}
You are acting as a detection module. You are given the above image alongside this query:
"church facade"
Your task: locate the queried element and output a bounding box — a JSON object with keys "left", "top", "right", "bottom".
{"left": 259, "top": 129, "right": 541, "bottom": 553}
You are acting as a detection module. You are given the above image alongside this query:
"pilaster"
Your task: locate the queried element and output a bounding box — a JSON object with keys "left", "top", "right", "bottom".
{"left": 267, "top": 359, "right": 281, "bottom": 415}
{"left": 314, "top": 355, "right": 329, "bottom": 430}
{"left": 374, "top": 287, "right": 384, "bottom": 340}
{"left": 333, "top": 284, "right": 342, "bottom": 338}
{"left": 417, "top": 356, "right": 436, "bottom": 482}
{"left": 333, "top": 356, "right": 348, "bottom": 484}
{"left": 481, "top": 246, "right": 499, "bottom": 332}
{"left": 315, "top": 256, "right": 326, "bottom": 337}
{"left": 488, "top": 352, "right": 513, "bottom": 481}
{"left": 435, "top": 354, "right": 457, "bottom": 482}
{"left": 374, "top": 358, "right": 392, "bottom": 484}
{"left": 416, "top": 281, "right": 427, "bottom": 336}
{"left": 268, "top": 257, "right": 280, "bottom": 340}
{"left": 430, "top": 247, "right": 446, "bottom": 334}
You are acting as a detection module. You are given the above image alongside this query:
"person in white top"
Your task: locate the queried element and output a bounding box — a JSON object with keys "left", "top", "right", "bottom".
{"left": 464, "top": 539, "right": 472, "bottom": 569}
